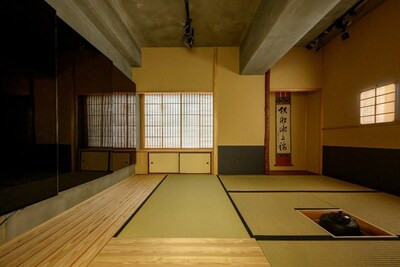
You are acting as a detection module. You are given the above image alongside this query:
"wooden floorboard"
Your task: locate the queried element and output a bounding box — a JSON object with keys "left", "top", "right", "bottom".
{"left": 90, "top": 238, "right": 271, "bottom": 266}
{"left": 3, "top": 173, "right": 398, "bottom": 266}
{"left": 0, "top": 175, "right": 134, "bottom": 257}
{"left": 0, "top": 174, "right": 165, "bottom": 266}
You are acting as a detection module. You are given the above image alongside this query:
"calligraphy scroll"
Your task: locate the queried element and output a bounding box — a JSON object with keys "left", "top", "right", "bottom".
{"left": 275, "top": 92, "right": 292, "bottom": 166}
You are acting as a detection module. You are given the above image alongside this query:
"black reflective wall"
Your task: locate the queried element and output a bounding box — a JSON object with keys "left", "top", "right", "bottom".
{"left": 0, "top": 0, "right": 136, "bottom": 215}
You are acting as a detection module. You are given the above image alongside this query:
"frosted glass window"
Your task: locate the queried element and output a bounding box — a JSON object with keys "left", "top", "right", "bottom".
{"left": 360, "top": 83, "right": 396, "bottom": 124}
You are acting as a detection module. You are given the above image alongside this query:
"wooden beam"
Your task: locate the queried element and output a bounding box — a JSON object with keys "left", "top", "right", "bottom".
{"left": 264, "top": 71, "right": 270, "bottom": 175}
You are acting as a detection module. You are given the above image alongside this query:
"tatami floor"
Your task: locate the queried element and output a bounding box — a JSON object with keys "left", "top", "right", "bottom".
{"left": 219, "top": 175, "right": 400, "bottom": 266}
{"left": 1, "top": 174, "right": 400, "bottom": 266}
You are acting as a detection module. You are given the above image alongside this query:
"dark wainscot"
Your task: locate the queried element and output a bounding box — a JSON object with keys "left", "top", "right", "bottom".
{"left": 323, "top": 146, "right": 400, "bottom": 196}
{"left": 218, "top": 146, "right": 265, "bottom": 175}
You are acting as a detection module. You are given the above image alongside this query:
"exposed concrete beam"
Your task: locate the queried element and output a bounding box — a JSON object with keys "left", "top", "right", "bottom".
{"left": 240, "top": 0, "right": 342, "bottom": 75}
{"left": 45, "top": 0, "right": 139, "bottom": 78}
{"left": 72, "top": 0, "right": 141, "bottom": 67}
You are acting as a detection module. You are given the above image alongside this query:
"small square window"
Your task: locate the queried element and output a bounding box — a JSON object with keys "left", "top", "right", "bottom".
{"left": 360, "top": 83, "right": 397, "bottom": 124}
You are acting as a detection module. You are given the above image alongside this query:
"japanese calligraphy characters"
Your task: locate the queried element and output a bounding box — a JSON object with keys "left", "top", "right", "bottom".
{"left": 275, "top": 92, "right": 292, "bottom": 166}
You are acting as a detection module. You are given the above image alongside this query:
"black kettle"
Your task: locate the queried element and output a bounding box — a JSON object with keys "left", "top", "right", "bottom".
{"left": 318, "top": 211, "right": 361, "bottom": 236}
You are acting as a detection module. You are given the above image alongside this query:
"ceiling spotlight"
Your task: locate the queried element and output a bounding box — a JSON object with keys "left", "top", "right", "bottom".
{"left": 336, "top": 19, "right": 351, "bottom": 41}
{"left": 306, "top": 37, "right": 322, "bottom": 51}
{"left": 341, "top": 31, "right": 350, "bottom": 41}
{"left": 305, "top": 0, "right": 367, "bottom": 51}
{"left": 184, "top": 22, "right": 194, "bottom": 48}
{"left": 183, "top": 0, "right": 194, "bottom": 48}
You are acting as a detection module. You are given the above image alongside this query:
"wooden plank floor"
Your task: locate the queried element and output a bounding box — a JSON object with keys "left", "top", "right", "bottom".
{"left": 90, "top": 238, "right": 271, "bottom": 266}
{"left": 0, "top": 174, "right": 165, "bottom": 266}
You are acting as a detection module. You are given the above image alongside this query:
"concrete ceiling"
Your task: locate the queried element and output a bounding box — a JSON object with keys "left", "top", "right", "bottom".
{"left": 55, "top": 0, "right": 385, "bottom": 75}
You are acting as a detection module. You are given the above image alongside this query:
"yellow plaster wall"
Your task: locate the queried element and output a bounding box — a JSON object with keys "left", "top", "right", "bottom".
{"left": 306, "top": 91, "right": 322, "bottom": 173}
{"left": 216, "top": 47, "right": 265, "bottom": 145}
{"left": 132, "top": 47, "right": 214, "bottom": 92}
{"left": 132, "top": 46, "right": 323, "bottom": 173}
{"left": 269, "top": 48, "right": 322, "bottom": 172}
{"left": 270, "top": 47, "right": 323, "bottom": 91}
{"left": 322, "top": 0, "right": 400, "bottom": 148}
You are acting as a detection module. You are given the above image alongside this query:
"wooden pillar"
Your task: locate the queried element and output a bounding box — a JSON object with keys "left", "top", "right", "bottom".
{"left": 264, "top": 70, "right": 270, "bottom": 175}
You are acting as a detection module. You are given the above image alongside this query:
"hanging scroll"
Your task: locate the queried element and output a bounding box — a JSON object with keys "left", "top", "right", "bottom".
{"left": 275, "top": 92, "right": 292, "bottom": 166}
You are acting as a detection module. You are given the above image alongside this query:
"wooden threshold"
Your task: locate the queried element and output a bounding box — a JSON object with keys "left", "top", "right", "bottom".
{"left": 0, "top": 174, "right": 165, "bottom": 266}
{"left": 90, "top": 238, "right": 271, "bottom": 266}
{"left": 269, "top": 170, "right": 317, "bottom": 175}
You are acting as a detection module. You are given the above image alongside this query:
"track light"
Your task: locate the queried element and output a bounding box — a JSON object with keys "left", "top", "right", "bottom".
{"left": 184, "top": 21, "right": 194, "bottom": 48}
{"left": 336, "top": 19, "right": 351, "bottom": 41}
{"left": 183, "top": 0, "right": 194, "bottom": 48}
{"left": 306, "top": 0, "right": 367, "bottom": 51}
{"left": 341, "top": 31, "right": 350, "bottom": 41}
{"left": 306, "top": 37, "right": 322, "bottom": 51}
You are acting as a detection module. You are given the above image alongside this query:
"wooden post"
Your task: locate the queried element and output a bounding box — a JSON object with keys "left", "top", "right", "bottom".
{"left": 264, "top": 70, "right": 270, "bottom": 175}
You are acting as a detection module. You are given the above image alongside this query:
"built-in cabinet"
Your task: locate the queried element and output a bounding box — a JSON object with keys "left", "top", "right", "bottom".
{"left": 148, "top": 152, "right": 211, "bottom": 174}
{"left": 111, "top": 152, "right": 132, "bottom": 171}
{"left": 149, "top": 153, "right": 180, "bottom": 173}
{"left": 179, "top": 153, "right": 211, "bottom": 173}
{"left": 80, "top": 151, "right": 109, "bottom": 171}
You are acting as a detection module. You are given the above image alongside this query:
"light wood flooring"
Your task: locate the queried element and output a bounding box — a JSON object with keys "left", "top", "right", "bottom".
{"left": 0, "top": 174, "right": 271, "bottom": 266}
{"left": 90, "top": 238, "right": 270, "bottom": 266}
{"left": 0, "top": 174, "right": 164, "bottom": 266}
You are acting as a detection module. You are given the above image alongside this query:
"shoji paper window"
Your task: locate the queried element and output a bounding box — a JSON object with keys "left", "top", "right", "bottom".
{"left": 144, "top": 93, "right": 213, "bottom": 149}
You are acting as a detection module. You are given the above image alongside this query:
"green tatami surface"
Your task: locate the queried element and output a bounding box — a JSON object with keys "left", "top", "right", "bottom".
{"left": 219, "top": 175, "right": 376, "bottom": 192}
{"left": 118, "top": 174, "right": 249, "bottom": 238}
{"left": 229, "top": 192, "right": 335, "bottom": 236}
{"left": 259, "top": 240, "right": 400, "bottom": 267}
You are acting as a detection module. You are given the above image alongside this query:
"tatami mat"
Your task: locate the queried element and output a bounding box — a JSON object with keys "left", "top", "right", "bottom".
{"left": 219, "top": 175, "right": 376, "bottom": 192}
{"left": 230, "top": 192, "right": 335, "bottom": 236}
{"left": 259, "top": 240, "right": 400, "bottom": 267}
{"left": 311, "top": 192, "right": 400, "bottom": 235}
{"left": 118, "top": 175, "right": 249, "bottom": 238}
